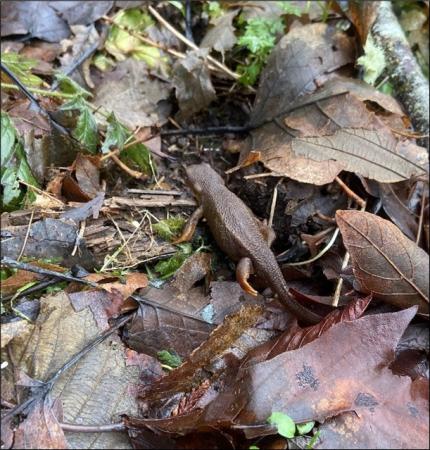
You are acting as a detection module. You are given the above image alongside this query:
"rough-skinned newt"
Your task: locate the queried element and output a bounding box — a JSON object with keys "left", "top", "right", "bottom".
{"left": 175, "top": 163, "right": 321, "bottom": 325}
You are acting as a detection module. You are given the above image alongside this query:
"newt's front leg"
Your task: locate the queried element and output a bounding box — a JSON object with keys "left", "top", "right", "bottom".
{"left": 173, "top": 205, "right": 204, "bottom": 244}
{"left": 237, "top": 257, "right": 258, "bottom": 296}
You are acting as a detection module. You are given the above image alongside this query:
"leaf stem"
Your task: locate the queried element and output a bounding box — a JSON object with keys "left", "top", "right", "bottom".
{"left": 1, "top": 82, "right": 76, "bottom": 99}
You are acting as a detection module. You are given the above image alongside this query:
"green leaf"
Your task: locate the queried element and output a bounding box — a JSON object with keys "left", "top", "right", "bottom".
{"left": 1, "top": 112, "right": 38, "bottom": 211}
{"left": 157, "top": 350, "right": 182, "bottom": 368}
{"left": 238, "top": 60, "right": 263, "bottom": 86}
{"left": 278, "top": 1, "right": 303, "bottom": 16}
{"left": 154, "top": 243, "right": 192, "bottom": 279}
{"left": 1, "top": 52, "right": 44, "bottom": 87}
{"left": 238, "top": 18, "right": 284, "bottom": 55}
{"left": 60, "top": 95, "right": 87, "bottom": 111}
{"left": 249, "top": 446, "right": 259, "bottom": 450}
{"left": 296, "top": 421, "right": 315, "bottom": 435}
{"left": 105, "top": 8, "right": 155, "bottom": 62}
{"left": 267, "top": 412, "right": 296, "bottom": 439}
{"left": 73, "top": 107, "right": 99, "bottom": 153}
{"left": 153, "top": 216, "right": 186, "bottom": 241}
{"left": 306, "top": 430, "right": 321, "bottom": 449}
{"left": 55, "top": 73, "right": 92, "bottom": 98}
{"left": 121, "top": 142, "right": 154, "bottom": 175}
{"left": 1, "top": 112, "right": 16, "bottom": 167}
{"left": 92, "top": 53, "right": 115, "bottom": 72}
{"left": 101, "top": 113, "right": 129, "bottom": 153}
{"left": 1, "top": 167, "right": 22, "bottom": 209}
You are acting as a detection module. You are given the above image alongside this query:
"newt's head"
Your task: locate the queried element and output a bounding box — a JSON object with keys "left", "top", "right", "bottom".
{"left": 185, "top": 163, "right": 225, "bottom": 198}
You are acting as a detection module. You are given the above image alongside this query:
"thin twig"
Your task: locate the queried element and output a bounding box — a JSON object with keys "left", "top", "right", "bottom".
{"left": 285, "top": 228, "right": 340, "bottom": 267}
{"left": 268, "top": 178, "right": 283, "bottom": 229}
{"left": 71, "top": 221, "right": 86, "bottom": 257}
{"left": 160, "top": 125, "right": 250, "bottom": 136}
{"left": 18, "top": 180, "right": 65, "bottom": 206}
{"left": 332, "top": 202, "right": 367, "bottom": 307}
{"left": 60, "top": 422, "right": 126, "bottom": 433}
{"left": 416, "top": 188, "right": 427, "bottom": 245}
{"left": 17, "top": 209, "right": 34, "bottom": 261}
{"left": 0, "top": 257, "right": 211, "bottom": 324}
{"left": 111, "top": 154, "right": 147, "bottom": 179}
{"left": 148, "top": 5, "right": 240, "bottom": 81}
{"left": 335, "top": 176, "right": 366, "bottom": 208}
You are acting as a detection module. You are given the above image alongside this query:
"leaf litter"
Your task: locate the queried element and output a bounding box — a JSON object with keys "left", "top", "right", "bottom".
{"left": 1, "top": 1, "right": 428, "bottom": 449}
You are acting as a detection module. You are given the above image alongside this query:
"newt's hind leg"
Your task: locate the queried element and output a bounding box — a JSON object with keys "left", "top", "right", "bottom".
{"left": 173, "top": 206, "right": 204, "bottom": 244}
{"left": 236, "top": 257, "right": 258, "bottom": 296}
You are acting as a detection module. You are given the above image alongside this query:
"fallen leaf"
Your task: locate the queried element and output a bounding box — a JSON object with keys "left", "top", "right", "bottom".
{"left": 13, "top": 397, "right": 68, "bottom": 450}
{"left": 0, "top": 1, "right": 70, "bottom": 42}
{"left": 93, "top": 59, "right": 172, "bottom": 129}
{"left": 250, "top": 23, "right": 355, "bottom": 127}
{"left": 73, "top": 154, "right": 102, "bottom": 199}
{"left": 291, "top": 127, "right": 428, "bottom": 183}
{"left": 200, "top": 10, "right": 239, "bottom": 55}
{"left": 4, "top": 292, "right": 139, "bottom": 449}
{"left": 173, "top": 49, "right": 216, "bottom": 121}
{"left": 336, "top": 210, "right": 429, "bottom": 314}
{"left": 316, "top": 377, "right": 428, "bottom": 449}
{"left": 1, "top": 320, "right": 33, "bottom": 348}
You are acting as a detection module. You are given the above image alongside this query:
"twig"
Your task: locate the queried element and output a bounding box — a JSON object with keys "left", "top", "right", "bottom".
{"left": 71, "top": 220, "right": 86, "bottom": 257}
{"left": 148, "top": 5, "right": 240, "bottom": 81}
{"left": 268, "top": 178, "right": 283, "bottom": 228}
{"left": 111, "top": 154, "right": 147, "bottom": 179}
{"left": 17, "top": 209, "right": 34, "bottom": 261}
{"left": 371, "top": 1, "right": 429, "bottom": 147}
{"left": 185, "top": 0, "right": 194, "bottom": 42}
{"left": 0, "top": 257, "right": 210, "bottom": 324}
{"left": 285, "top": 228, "right": 340, "bottom": 267}
{"left": 102, "top": 15, "right": 188, "bottom": 61}
{"left": 416, "top": 188, "right": 427, "bottom": 245}
{"left": 18, "top": 180, "right": 65, "bottom": 206}
{"left": 335, "top": 176, "right": 366, "bottom": 208}
{"left": 0, "top": 278, "right": 59, "bottom": 302}
{"left": 160, "top": 125, "right": 250, "bottom": 136}
{"left": 60, "top": 422, "right": 126, "bottom": 433}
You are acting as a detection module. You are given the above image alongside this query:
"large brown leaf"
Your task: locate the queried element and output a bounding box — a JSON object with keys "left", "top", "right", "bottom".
{"left": 336, "top": 210, "right": 429, "bottom": 314}
{"left": 291, "top": 127, "right": 428, "bottom": 183}
{"left": 250, "top": 23, "right": 355, "bottom": 126}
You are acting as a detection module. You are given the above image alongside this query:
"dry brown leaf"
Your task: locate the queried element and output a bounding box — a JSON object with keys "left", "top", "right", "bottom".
{"left": 3, "top": 292, "right": 139, "bottom": 449}
{"left": 292, "top": 127, "right": 428, "bottom": 183}
{"left": 173, "top": 49, "right": 216, "bottom": 121}
{"left": 336, "top": 210, "right": 429, "bottom": 314}
{"left": 250, "top": 23, "right": 355, "bottom": 126}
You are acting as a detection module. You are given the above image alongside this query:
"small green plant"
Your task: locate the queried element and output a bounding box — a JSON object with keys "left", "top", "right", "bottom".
{"left": 1, "top": 52, "right": 44, "bottom": 87}
{"left": 157, "top": 349, "right": 182, "bottom": 368}
{"left": 1, "top": 112, "right": 39, "bottom": 211}
{"left": 236, "top": 17, "right": 285, "bottom": 85}
{"left": 154, "top": 243, "right": 193, "bottom": 279}
{"left": 267, "top": 411, "right": 315, "bottom": 438}
{"left": 153, "top": 216, "right": 186, "bottom": 241}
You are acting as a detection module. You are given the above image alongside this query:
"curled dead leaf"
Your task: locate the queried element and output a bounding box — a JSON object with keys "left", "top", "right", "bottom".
{"left": 336, "top": 210, "right": 429, "bottom": 314}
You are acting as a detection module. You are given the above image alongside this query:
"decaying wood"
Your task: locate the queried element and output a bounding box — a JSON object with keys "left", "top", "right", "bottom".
{"left": 371, "top": 1, "right": 429, "bottom": 148}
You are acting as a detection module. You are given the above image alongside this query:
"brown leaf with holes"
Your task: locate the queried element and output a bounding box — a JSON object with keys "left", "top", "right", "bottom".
{"left": 336, "top": 210, "right": 429, "bottom": 314}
